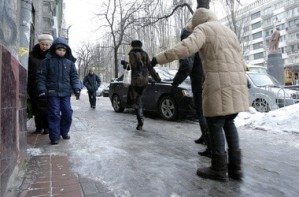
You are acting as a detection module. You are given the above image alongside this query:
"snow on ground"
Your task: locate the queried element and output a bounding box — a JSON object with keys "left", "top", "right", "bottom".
{"left": 236, "top": 104, "right": 299, "bottom": 134}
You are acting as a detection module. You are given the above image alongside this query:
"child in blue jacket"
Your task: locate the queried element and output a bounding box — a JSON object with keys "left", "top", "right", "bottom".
{"left": 36, "top": 37, "right": 81, "bottom": 145}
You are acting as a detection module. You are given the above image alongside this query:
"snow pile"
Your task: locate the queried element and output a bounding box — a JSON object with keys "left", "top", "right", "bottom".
{"left": 236, "top": 104, "right": 299, "bottom": 134}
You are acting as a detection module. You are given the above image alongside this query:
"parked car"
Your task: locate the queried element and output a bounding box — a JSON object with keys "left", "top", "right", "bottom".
{"left": 102, "top": 84, "right": 110, "bottom": 97}
{"left": 247, "top": 72, "right": 299, "bottom": 112}
{"left": 109, "top": 68, "right": 195, "bottom": 120}
{"left": 96, "top": 82, "right": 109, "bottom": 97}
{"left": 246, "top": 64, "right": 267, "bottom": 73}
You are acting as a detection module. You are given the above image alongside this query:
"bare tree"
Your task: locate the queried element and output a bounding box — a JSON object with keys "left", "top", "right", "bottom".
{"left": 92, "top": 0, "right": 245, "bottom": 78}
{"left": 75, "top": 42, "right": 94, "bottom": 79}
{"left": 219, "top": 0, "right": 251, "bottom": 58}
{"left": 96, "top": 0, "right": 158, "bottom": 78}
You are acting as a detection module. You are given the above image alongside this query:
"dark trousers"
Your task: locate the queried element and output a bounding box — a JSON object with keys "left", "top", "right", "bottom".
{"left": 88, "top": 91, "right": 97, "bottom": 107}
{"left": 132, "top": 86, "right": 145, "bottom": 121}
{"left": 206, "top": 113, "right": 240, "bottom": 154}
{"left": 37, "top": 114, "right": 48, "bottom": 130}
{"left": 48, "top": 97, "right": 73, "bottom": 141}
{"left": 192, "top": 90, "right": 207, "bottom": 126}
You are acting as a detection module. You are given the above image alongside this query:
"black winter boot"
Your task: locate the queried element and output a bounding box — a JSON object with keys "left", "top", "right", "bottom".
{"left": 228, "top": 149, "right": 243, "bottom": 181}
{"left": 197, "top": 153, "right": 228, "bottom": 182}
{"left": 136, "top": 118, "right": 144, "bottom": 130}
{"left": 198, "top": 148, "right": 211, "bottom": 158}
{"left": 136, "top": 107, "right": 144, "bottom": 130}
{"left": 194, "top": 135, "right": 206, "bottom": 144}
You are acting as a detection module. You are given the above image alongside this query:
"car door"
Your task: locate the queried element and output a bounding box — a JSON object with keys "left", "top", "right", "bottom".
{"left": 112, "top": 75, "right": 130, "bottom": 106}
{"left": 142, "top": 76, "right": 167, "bottom": 112}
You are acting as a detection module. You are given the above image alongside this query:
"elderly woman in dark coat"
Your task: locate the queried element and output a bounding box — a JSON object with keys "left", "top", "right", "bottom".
{"left": 28, "top": 33, "right": 53, "bottom": 134}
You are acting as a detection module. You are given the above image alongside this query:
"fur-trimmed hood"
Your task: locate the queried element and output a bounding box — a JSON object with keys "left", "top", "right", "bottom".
{"left": 47, "top": 37, "right": 76, "bottom": 63}
{"left": 192, "top": 8, "right": 218, "bottom": 28}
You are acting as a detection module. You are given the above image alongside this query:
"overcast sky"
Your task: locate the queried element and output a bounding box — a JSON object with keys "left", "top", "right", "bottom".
{"left": 64, "top": 0, "right": 257, "bottom": 51}
{"left": 64, "top": 0, "right": 102, "bottom": 50}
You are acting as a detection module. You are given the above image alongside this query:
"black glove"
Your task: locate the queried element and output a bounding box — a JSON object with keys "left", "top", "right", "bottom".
{"left": 74, "top": 89, "right": 80, "bottom": 100}
{"left": 75, "top": 92, "right": 80, "bottom": 100}
{"left": 151, "top": 57, "right": 157, "bottom": 67}
{"left": 121, "top": 60, "right": 129, "bottom": 69}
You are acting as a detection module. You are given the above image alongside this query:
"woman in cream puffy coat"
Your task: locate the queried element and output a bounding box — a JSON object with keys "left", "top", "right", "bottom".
{"left": 152, "top": 8, "right": 249, "bottom": 182}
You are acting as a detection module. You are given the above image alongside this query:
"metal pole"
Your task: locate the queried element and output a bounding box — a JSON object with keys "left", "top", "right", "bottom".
{"left": 19, "top": 0, "right": 33, "bottom": 69}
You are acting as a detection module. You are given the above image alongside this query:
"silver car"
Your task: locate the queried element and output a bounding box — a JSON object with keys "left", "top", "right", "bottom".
{"left": 247, "top": 72, "right": 299, "bottom": 112}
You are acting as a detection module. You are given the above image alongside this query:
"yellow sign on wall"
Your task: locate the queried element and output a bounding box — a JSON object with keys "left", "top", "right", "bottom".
{"left": 19, "top": 47, "right": 29, "bottom": 56}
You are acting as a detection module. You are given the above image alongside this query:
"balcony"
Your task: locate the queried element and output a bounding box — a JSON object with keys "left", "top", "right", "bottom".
{"left": 286, "top": 50, "right": 299, "bottom": 57}
{"left": 264, "top": 35, "right": 272, "bottom": 41}
{"left": 261, "top": 12, "right": 273, "bottom": 20}
{"left": 286, "top": 15, "right": 299, "bottom": 22}
{"left": 284, "top": 2, "right": 298, "bottom": 10}
{"left": 261, "top": 22, "right": 273, "bottom": 30}
{"left": 286, "top": 25, "right": 299, "bottom": 34}
{"left": 286, "top": 38, "right": 299, "bottom": 45}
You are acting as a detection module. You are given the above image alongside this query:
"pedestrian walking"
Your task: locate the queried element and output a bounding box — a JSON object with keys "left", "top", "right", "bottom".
{"left": 127, "top": 40, "right": 161, "bottom": 130}
{"left": 28, "top": 33, "right": 53, "bottom": 134}
{"left": 36, "top": 37, "right": 81, "bottom": 145}
{"left": 83, "top": 67, "right": 101, "bottom": 108}
{"left": 151, "top": 8, "right": 249, "bottom": 182}
{"left": 171, "top": 28, "right": 211, "bottom": 158}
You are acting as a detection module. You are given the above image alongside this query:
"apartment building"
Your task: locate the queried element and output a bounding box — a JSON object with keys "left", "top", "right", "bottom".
{"left": 221, "top": 0, "right": 299, "bottom": 84}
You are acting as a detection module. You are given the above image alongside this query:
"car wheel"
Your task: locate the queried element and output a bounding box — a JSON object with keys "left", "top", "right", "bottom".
{"left": 158, "top": 95, "right": 177, "bottom": 120}
{"left": 252, "top": 98, "right": 269, "bottom": 112}
{"left": 112, "top": 94, "right": 124, "bottom": 112}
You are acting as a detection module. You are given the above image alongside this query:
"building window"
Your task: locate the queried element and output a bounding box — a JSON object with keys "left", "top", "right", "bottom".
{"left": 288, "top": 18, "right": 299, "bottom": 28}
{"left": 254, "top": 52, "right": 264, "bottom": 59}
{"left": 265, "top": 29, "right": 272, "bottom": 37}
{"left": 253, "top": 42, "right": 263, "bottom": 50}
{"left": 291, "top": 44, "right": 299, "bottom": 52}
{"left": 243, "top": 35, "right": 250, "bottom": 42}
{"left": 244, "top": 56, "right": 249, "bottom": 62}
{"left": 244, "top": 45, "right": 251, "bottom": 52}
{"left": 281, "top": 47, "right": 285, "bottom": 53}
{"left": 275, "top": 12, "right": 286, "bottom": 22}
{"left": 252, "top": 22, "right": 261, "bottom": 30}
{"left": 251, "top": 11, "right": 260, "bottom": 20}
{"left": 252, "top": 31, "right": 262, "bottom": 40}
{"left": 263, "top": 7, "right": 272, "bottom": 15}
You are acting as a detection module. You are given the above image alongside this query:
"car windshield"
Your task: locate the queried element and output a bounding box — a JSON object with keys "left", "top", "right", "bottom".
{"left": 154, "top": 68, "right": 191, "bottom": 84}
{"left": 247, "top": 73, "right": 281, "bottom": 87}
{"left": 154, "top": 68, "right": 175, "bottom": 81}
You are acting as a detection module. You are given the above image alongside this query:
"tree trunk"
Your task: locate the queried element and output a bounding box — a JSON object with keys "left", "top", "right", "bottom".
{"left": 114, "top": 49, "right": 118, "bottom": 78}
{"left": 197, "top": 0, "right": 210, "bottom": 9}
